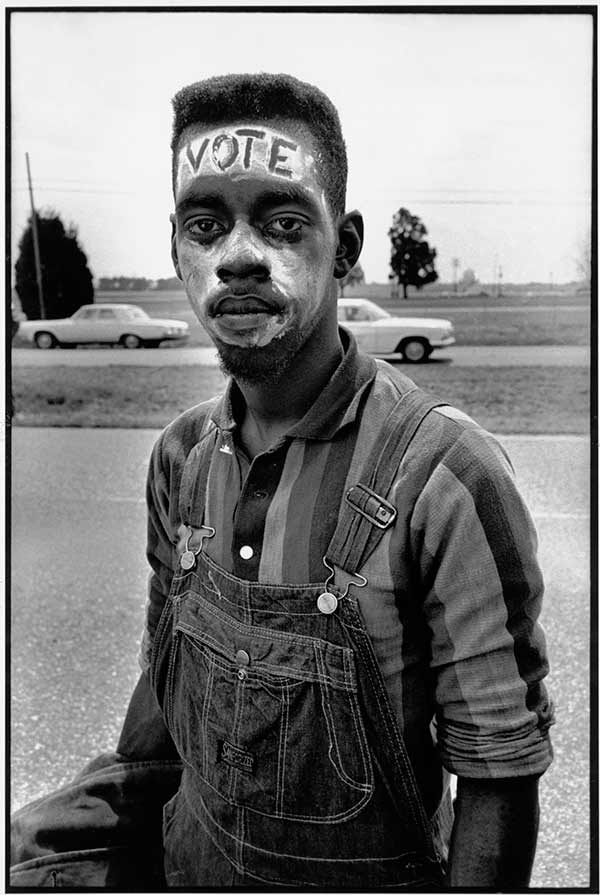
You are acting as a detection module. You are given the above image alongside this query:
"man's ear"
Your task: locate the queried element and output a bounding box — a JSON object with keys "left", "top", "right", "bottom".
{"left": 334, "top": 210, "right": 364, "bottom": 280}
{"left": 170, "top": 214, "right": 182, "bottom": 280}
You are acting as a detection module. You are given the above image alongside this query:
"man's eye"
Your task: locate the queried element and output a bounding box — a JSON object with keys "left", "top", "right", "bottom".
{"left": 185, "top": 218, "right": 224, "bottom": 237}
{"left": 266, "top": 217, "right": 303, "bottom": 236}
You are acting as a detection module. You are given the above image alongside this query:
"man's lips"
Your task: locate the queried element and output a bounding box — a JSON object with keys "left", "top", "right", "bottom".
{"left": 213, "top": 295, "right": 281, "bottom": 317}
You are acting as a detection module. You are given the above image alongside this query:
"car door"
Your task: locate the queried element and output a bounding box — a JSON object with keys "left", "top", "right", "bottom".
{"left": 368, "top": 308, "right": 397, "bottom": 354}
{"left": 338, "top": 304, "right": 376, "bottom": 352}
{"left": 95, "top": 307, "right": 120, "bottom": 342}
{"left": 67, "top": 307, "right": 100, "bottom": 342}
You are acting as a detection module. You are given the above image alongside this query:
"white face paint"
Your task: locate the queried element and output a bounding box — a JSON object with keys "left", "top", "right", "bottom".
{"left": 172, "top": 121, "right": 340, "bottom": 376}
{"left": 176, "top": 123, "right": 319, "bottom": 194}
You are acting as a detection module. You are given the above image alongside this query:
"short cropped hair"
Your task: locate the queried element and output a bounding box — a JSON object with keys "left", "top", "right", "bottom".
{"left": 171, "top": 73, "right": 347, "bottom": 215}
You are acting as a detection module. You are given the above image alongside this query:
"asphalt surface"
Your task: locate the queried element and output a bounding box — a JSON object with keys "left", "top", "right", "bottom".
{"left": 10, "top": 429, "right": 591, "bottom": 888}
{"left": 11, "top": 344, "right": 590, "bottom": 367}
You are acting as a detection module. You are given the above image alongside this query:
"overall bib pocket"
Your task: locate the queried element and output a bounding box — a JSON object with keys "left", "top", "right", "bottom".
{"left": 164, "top": 588, "right": 374, "bottom": 823}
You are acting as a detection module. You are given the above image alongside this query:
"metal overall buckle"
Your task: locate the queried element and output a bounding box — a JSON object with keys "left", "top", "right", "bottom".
{"left": 179, "top": 524, "right": 215, "bottom": 570}
{"left": 316, "top": 556, "right": 367, "bottom": 615}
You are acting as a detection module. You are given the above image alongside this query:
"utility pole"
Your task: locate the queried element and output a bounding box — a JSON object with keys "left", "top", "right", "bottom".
{"left": 493, "top": 254, "right": 499, "bottom": 298}
{"left": 451, "top": 257, "right": 460, "bottom": 294}
{"left": 25, "top": 152, "right": 45, "bottom": 319}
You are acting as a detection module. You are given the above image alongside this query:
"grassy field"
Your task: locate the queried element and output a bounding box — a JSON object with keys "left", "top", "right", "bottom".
{"left": 11, "top": 363, "right": 590, "bottom": 434}
{"left": 12, "top": 286, "right": 591, "bottom": 349}
{"left": 123, "top": 286, "right": 590, "bottom": 347}
{"left": 12, "top": 286, "right": 591, "bottom": 432}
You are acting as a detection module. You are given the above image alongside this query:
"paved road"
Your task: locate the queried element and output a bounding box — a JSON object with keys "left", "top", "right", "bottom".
{"left": 10, "top": 429, "right": 591, "bottom": 887}
{"left": 11, "top": 344, "right": 590, "bottom": 367}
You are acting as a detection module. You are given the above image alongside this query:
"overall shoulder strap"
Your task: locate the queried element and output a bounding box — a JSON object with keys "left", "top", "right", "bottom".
{"left": 326, "top": 386, "right": 447, "bottom": 576}
{"left": 177, "top": 424, "right": 220, "bottom": 527}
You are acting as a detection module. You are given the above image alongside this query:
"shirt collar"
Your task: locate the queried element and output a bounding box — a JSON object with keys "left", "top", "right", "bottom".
{"left": 209, "top": 327, "right": 377, "bottom": 441}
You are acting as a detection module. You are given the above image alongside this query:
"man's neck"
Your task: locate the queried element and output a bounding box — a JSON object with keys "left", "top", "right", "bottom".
{"left": 234, "top": 324, "right": 344, "bottom": 459}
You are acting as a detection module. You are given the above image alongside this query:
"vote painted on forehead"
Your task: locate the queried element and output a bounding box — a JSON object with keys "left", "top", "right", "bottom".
{"left": 175, "top": 123, "right": 319, "bottom": 193}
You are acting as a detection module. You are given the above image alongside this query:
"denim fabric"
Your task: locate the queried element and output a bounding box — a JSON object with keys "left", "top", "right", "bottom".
{"left": 10, "top": 752, "right": 182, "bottom": 888}
{"left": 149, "top": 548, "right": 444, "bottom": 888}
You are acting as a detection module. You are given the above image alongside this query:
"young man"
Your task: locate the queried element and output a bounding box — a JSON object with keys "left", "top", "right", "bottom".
{"left": 12, "top": 73, "right": 553, "bottom": 889}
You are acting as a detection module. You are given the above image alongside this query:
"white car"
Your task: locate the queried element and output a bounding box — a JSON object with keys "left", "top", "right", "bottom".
{"left": 19, "top": 303, "right": 189, "bottom": 349}
{"left": 338, "top": 298, "right": 455, "bottom": 362}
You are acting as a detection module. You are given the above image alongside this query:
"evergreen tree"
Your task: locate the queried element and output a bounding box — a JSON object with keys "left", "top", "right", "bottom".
{"left": 15, "top": 211, "right": 94, "bottom": 319}
{"left": 388, "top": 208, "right": 438, "bottom": 299}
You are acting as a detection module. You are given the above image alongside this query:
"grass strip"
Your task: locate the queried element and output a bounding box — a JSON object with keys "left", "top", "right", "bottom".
{"left": 11, "top": 363, "right": 589, "bottom": 434}
{"left": 12, "top": 305, "right": 590, "bottom": 351}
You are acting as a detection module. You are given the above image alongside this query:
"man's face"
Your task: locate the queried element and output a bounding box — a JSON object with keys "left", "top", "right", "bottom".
{"left": 171, "top": 120, "right": 339, "bottom": 381}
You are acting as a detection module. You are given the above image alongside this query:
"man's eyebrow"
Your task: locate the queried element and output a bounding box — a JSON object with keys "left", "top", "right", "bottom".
{"left": 175, "top": 185, "right": 322, "bottom": 218}
{"left": 174, "top": 192, "right": 229, "bottom": 215}
{"left": 250, "top": 186, "right": 319, "bottom": 216}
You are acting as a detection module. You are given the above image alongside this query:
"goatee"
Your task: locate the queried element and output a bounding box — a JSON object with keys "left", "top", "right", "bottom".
{"left": 216, "top": 329, "right": 305, "bottom": 384}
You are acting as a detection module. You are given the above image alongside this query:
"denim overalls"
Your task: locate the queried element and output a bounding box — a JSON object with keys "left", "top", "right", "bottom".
{"left": 150, "top": 388, "right": 447, "bottom": 888}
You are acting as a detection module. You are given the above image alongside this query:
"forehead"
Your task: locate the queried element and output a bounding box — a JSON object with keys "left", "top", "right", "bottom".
{"left": 174, "top": 121, "right": 322, "bottom": 198}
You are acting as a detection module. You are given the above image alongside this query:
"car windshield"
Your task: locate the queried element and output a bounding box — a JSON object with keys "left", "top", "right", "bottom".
{"left": 71, "top": 307, "right": 96, "bottom": 319}
{"left": 364, "top": 302, "right": 390, "bottom": 320}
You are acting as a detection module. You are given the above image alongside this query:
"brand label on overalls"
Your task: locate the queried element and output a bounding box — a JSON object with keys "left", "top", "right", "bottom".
{"left": 218, "top": 740, "right": 256, "bottom": 775}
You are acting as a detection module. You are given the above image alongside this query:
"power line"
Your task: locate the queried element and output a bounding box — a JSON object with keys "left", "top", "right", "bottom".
{"left": 392, "top": 198, "right": 589, "bottom": 207}
{"left": 379, "top": 187, "right": 590, "bottom": 196}
{"left": 12, "top": 186, "right": 138, "bottom": 195}
{"left": 11, "top": 186, "right": 589, "bottom": 206}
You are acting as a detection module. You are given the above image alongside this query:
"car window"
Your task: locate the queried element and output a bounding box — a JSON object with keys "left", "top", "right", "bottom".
{"left": 123, "top": 308, "right": 148, "bottom": 320}
{"left": 352, "top": 307, "right": 370, "bottom": 322}
{"left": 74, "top": 308, "right": 97, "bottom": 320}
{"left": 339, "top": 306, "right": 362, "bottom": 321}
{"left": 98, "top": 309, "right": 116, "bottom": 320}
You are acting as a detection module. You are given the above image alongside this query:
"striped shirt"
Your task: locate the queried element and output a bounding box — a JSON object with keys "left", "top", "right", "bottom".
{"left": 142, "top": 329, "right": 554, "bottom": 819}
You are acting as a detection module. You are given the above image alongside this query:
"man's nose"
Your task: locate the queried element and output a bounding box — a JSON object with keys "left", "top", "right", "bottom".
{"left": 217, "top": 223, "right": 270, "bottom": 283}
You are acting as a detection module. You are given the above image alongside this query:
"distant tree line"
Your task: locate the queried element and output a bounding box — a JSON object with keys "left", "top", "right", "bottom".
{"left": 98, "top": 276, "right": 152, "bottom": 291}
{"left": 98, "top": 276, "right": 184, "bottom": 291}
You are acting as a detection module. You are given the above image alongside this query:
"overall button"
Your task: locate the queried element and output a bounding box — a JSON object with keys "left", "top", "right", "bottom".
{"left": 239, "top": 545, "right": 254, "bottom": 560}
{"left": 236, "top": 649, "right": 250, "bottom": 667}
{"left": 317, "top": 592, "right": 338, "bottom": 615}
{"left": 180, "top": 550, "right": 196, "bottom": 570}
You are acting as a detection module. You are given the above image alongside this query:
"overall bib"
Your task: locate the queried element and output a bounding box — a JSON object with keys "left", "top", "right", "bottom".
{"left": 149, "top": 388, "right": 447, "bottom": 888}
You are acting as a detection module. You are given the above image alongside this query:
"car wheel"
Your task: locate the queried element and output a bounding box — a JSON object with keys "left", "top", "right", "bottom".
{"left": 34, "top": 331, "right": 57, "bottom": 350}
{"left": 399, "top": 338, "right": 431, "bottom": 363}
{"left": 121, "top": 334, "right": 142, "bottom": 349}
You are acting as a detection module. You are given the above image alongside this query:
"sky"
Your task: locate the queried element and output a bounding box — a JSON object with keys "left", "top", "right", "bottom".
{"left": 9, "top": 6, "right": 593, "bottom": 285}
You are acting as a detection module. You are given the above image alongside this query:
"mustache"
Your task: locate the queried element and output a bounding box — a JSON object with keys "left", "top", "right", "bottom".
{"left": 209, "top": 287, "right": 284, "bottom": 317}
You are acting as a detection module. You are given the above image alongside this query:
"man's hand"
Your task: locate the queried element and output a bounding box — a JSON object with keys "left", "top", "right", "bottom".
{"left": 448, "top": 775, "right": 540, "bottom": 887}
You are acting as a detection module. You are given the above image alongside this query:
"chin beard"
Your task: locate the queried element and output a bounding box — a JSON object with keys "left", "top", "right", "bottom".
{"left": 216, "top": 329, "right": 305, "bottom": 384}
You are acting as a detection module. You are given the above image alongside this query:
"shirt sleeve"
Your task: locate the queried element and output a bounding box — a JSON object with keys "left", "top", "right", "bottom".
{"left": 411, "top": 424, "right": 554, "bottom": 779}
{"left": 139, "top": 433, "right": 177, "bottom": 674}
